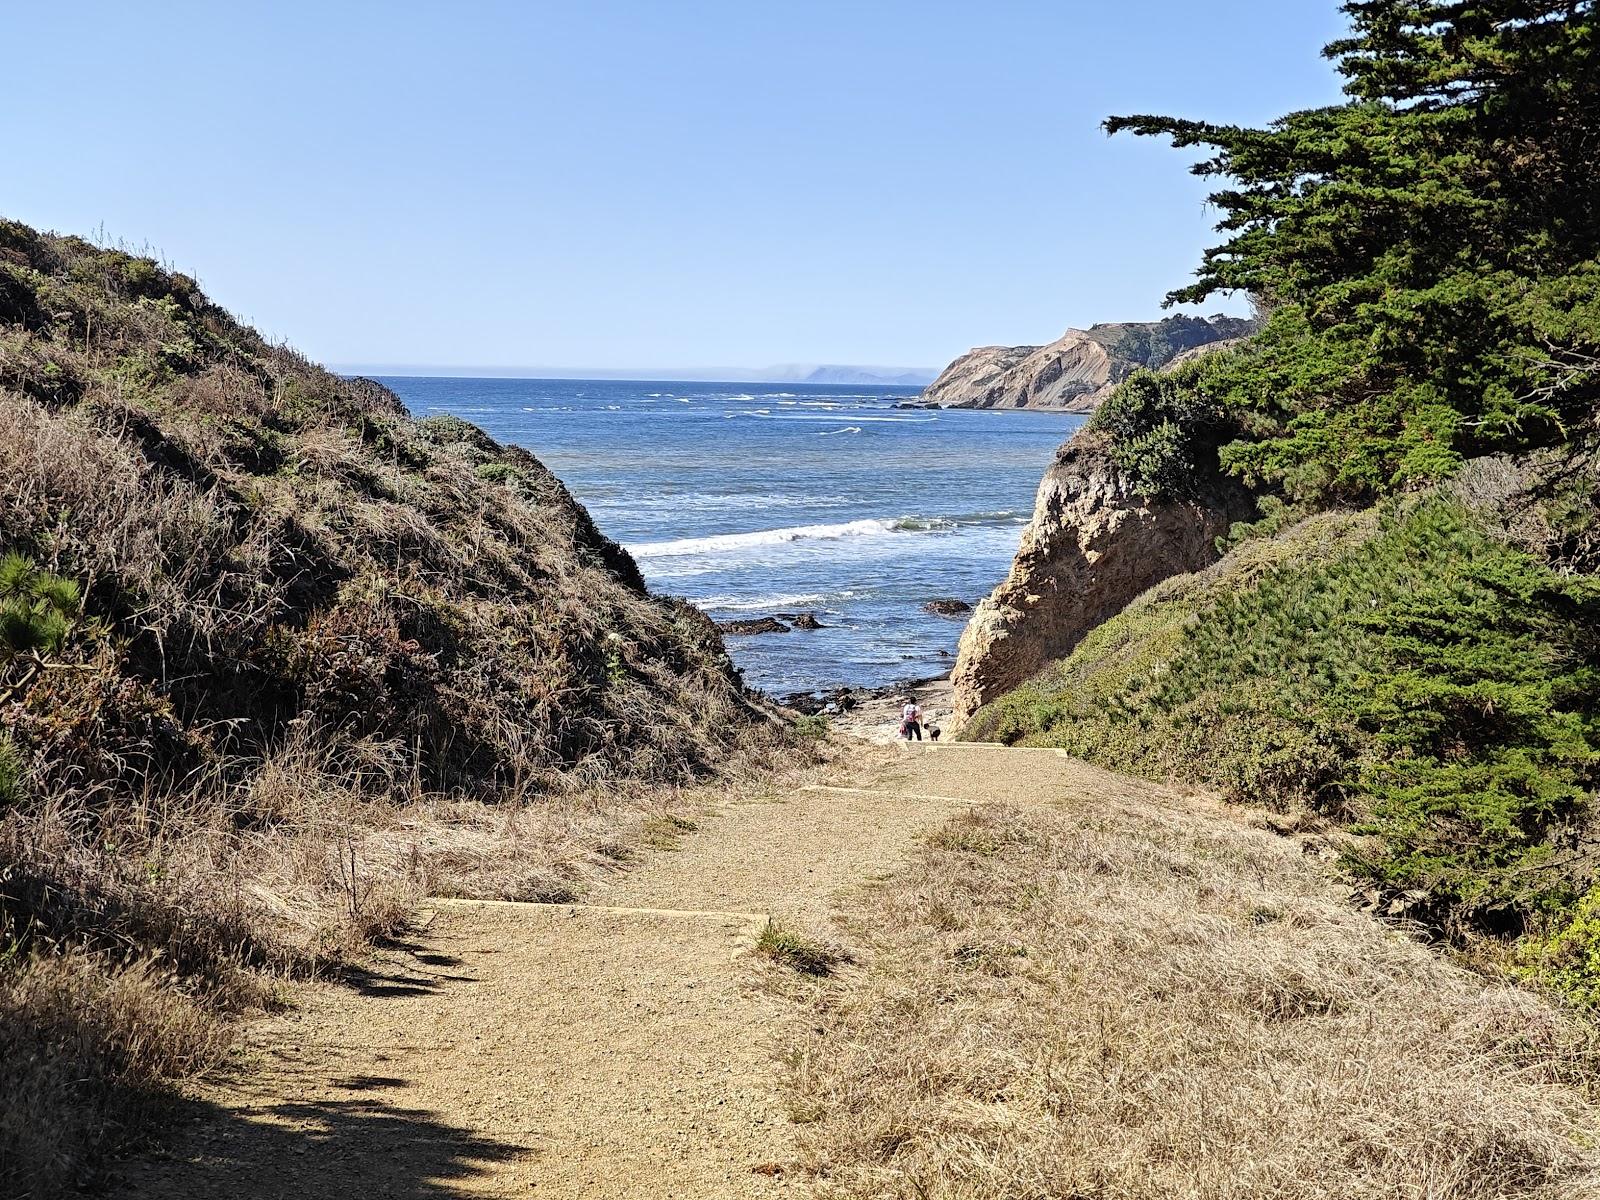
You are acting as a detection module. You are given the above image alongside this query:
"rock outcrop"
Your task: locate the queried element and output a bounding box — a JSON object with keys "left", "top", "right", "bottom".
{"left": 719, "top": 616, "right": 790, "bottom": 635}
{"left": 922, "top": 314, "right": 1255, "bottom": 412}
{"left": 951, "top": 431, "right": 1251, "bottom": 724}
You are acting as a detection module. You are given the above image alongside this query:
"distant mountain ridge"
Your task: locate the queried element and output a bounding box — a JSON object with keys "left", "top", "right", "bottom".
{"left": 921, "top": 314, "right": 1256, "bottom": 412}
{"left": 795, "top": 365, "right": 936, "bottom": 386}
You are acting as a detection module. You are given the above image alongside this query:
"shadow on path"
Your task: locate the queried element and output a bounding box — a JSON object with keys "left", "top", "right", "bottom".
{"left": 112, "top": 1090, "right": 533, "bottom": 1199}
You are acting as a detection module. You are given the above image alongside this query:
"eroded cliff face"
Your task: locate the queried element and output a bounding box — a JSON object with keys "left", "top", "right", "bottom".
{"left": 951, "top": 431, "right": 1251, "bottom": 724}
{"left": 922, "top": 315, "right": 1254, "bottom": 412}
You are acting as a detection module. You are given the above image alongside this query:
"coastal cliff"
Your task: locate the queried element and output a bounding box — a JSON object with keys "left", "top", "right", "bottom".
{"left": 922, "top": 314, "right": 1253, "bottom": 412}
{"left": 950, "top": 430, "right": 1248, "bottom": 721}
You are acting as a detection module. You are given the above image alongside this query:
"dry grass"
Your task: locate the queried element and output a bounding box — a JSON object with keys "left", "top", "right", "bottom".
{"left": 0, "top": 951, "right": 227, "bottom": 1200}
{"left": 777, "top": 791, "right": 1600, "bottom": 1198}
{"left": 0, "top": 723, "right": 822, "bottom": 1197}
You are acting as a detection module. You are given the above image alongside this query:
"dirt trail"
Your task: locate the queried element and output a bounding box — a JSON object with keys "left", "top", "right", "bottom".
{"left": 115, "top": 743, "right": 1087, "bottom": 1199}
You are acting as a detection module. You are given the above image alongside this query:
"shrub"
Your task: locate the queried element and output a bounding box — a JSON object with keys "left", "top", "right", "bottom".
{"left": 791, "top": 714, "right": 830, "bottom": 741}
{"left": 1090, "top": 360, "right": 1229, "bottom": 498}
{"left": 1519, "top": 886, "right": 1600, "bottom": 1009}
{"left": 474, "top": 461, "right": 519, "bottom": 485}
{"left": 0, "top": 553, "right": 79, "bottom": 660}
{"left": 756, "top": 920, "right": 847, "bottom": 976}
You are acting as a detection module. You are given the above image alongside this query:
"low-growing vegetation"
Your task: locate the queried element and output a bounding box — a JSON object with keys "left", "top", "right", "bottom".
{"left": 756, "top": 919, "right": 848, "bottom": 977}
{"left": 778, "top": 800, "right": 1600, "bottom": 1198}
{"left": 0, "top": 218, "right": 809, "bottom": 1196}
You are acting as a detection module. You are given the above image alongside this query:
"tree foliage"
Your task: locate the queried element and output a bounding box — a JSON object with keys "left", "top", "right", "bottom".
{"left": 1090, "top": 359, "right": 1231, "bottom": 498}
{"left": 1105, "top": 0, "right": 1600, "bottom": 504}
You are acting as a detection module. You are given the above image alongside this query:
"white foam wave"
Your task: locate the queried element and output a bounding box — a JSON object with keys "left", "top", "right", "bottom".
{"left": 689, "top": 591, "right": 831, "bottom": 612}
{"left": 743, "top": 413, "right": 936, "bottom": 424}
{"left": 625, "top": 511, "right": 1013, "bottom": 559}
{"left": 628, "top": 519, "right": 899, "bottom": 559}
{"left": 818, "top": 426, "right": 862, "bottom": 436}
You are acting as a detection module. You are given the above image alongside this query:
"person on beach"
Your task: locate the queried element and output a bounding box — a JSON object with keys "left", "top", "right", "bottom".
{"left": 900, "top": 699, "right": 922, "bottom": 741}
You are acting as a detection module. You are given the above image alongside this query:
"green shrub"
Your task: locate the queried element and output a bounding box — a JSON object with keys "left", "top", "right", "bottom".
{"left": 1519, "top": 887, "right": 1600, "bottom": 1009}
{"left": 790, "top": 714, "right": 830, "bottom": 741}
{"left": 474, "top": 461, "right": 519, "bottom": 485}
{"left": 1090, "top": 360, "right": 1229, "bottom": 498}
{"left": 0, "top": 553, "right": 79, "bottom": 660}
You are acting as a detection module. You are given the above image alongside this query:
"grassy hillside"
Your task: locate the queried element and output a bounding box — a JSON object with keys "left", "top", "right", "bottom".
{"left": 0, "top": 219, "right": 793, "bottom": 1195}
{"left": 967, "top": 479, "right": 1600, "bottom": 975}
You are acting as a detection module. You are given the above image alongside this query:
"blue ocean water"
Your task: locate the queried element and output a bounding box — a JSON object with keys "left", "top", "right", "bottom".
{"left": 381, "top": 377, "right": 1083, "bottom": 695}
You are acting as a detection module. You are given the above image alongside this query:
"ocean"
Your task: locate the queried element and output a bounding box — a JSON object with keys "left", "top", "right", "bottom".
{"left": 381, "top": 377, "right": 1083, "bottom": 695}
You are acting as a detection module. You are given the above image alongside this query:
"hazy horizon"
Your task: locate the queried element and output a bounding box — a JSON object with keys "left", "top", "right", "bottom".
{"left": 340, "top": 363, "right": 937, "bottom": 384}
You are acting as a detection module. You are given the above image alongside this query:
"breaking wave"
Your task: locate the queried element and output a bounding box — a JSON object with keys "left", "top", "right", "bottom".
{"left": 626, "top": 511, "right": 1025, "bottom": 559}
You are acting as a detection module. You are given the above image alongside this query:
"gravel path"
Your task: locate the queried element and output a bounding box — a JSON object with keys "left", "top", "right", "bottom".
{"left": 113, "top": 744, "right": 1079, "bottom": 1198}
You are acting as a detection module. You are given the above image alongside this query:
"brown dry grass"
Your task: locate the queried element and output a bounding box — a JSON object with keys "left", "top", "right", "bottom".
{"left": 0, "top": 723, "right": 825, "bottom": 1198}
{"left": 778, "top": 792, "right": 1600, "bottom": 1198}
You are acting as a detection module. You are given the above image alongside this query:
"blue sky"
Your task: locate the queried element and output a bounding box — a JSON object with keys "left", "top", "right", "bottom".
{"left": 9, "top": 2, "right": 1349, "bottom": 374}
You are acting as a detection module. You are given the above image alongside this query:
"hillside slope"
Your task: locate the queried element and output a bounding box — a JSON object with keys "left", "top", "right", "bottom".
{"left": 921, "top": 314, "right": 1254, "bottom": 411}
{"left": 0, "top": 219, "right": 783, "bottom": 1197}
{"left": 0, "top": 220, "right": 764, "bottom": 803}
{"left": 964, "top": 471, "right": 1600, "bottom": 959}
{"left": 960, "top": 0, "right": 1600, "bottom": 997}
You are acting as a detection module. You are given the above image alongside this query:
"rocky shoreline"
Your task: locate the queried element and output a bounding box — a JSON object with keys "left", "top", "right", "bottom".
{"left": 721, "top": 598, "right": 971, "bottom": 640}
{"left": 780, "top": 672, "right": 956, "bottom": 744}
{"left": 779, "top": 670, "right": 943, "bottom": 715}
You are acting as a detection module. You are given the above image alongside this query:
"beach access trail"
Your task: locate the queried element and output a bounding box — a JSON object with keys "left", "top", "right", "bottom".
{"left": 114, "top": 741, "right": 1102, "bottom": 1198}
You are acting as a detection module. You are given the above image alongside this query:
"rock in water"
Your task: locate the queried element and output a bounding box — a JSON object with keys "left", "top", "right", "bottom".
{"left": 719, "top": 616, "right": 790, "bottom": 635}
{"left": 791, "top": 612, "right": 825, "bottom": 630}
{"left": 951, "top": 431, "right": 1251, "bottom": 724}
{"left": 922, "top": 598, "right": 972, "bottom": 616}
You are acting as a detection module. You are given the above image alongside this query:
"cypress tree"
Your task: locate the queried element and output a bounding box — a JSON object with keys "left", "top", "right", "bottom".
{"left": 1104, "top": 1, "right": 1600, "bottom": 504}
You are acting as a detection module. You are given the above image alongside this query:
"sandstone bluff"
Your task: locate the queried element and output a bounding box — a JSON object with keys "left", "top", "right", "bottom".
{"left": 921, "top": 314, "right": 1255, "bottom": 412}
{"left": 951, "top": 430, "right": 1252, "bottom": 722}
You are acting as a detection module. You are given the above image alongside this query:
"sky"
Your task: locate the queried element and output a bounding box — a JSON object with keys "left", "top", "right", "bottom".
{"left": 7, "top": 2, "right": 1350, "bottom": 376}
